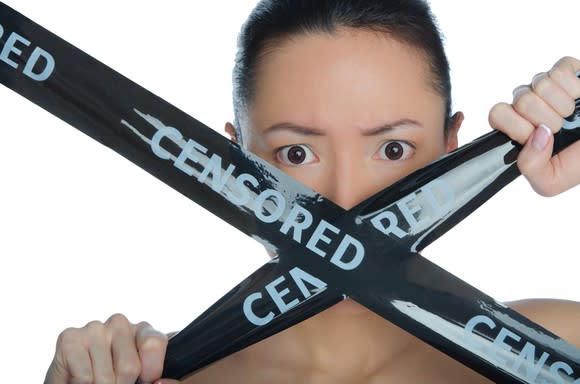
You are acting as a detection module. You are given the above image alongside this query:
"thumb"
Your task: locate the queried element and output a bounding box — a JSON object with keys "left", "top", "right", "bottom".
{"left": 517, "top": 123, "right": 557, "bottom": 196}
{"left": 155, "top": 380, "right": 182, "bottom": 384}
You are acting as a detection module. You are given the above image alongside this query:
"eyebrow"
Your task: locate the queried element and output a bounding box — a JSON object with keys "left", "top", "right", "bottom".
{"left": 262, "top": 118, "right": 422, "bottom": 137}
{"left": 263, "top": 122, "right": 325, "bottom": 136}
{"left": 361, "top": 118, "right": 423, "bottom": 136}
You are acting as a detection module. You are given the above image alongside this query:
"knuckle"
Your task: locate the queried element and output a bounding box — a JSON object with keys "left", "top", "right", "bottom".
{"left": 116, "top": 358, "right": 142, "bottom": 379}
{"left": 84, "top": 320, "right": 110, "bottom": 340}
{"left": 548, "top": 65, "right": 567, "bottom": 83}
{"left": 531, "top": 74, "right": 551, "bottom": 95}
{"left": 106, "top": 313, "right": 130, "bottom": 327}
{"left": 512, "top": 84, "right": 531, "bottom": 100}
{"left": 513, "top": 90, "right": 537, "bottom": 115}
{"left": 57, "top": 327, "right": 80, "bottom": 346}
{"left": 135, "top": 320, "right": 152, "bottom": 330}
{"left": 558, "top": 55, "right": 579, "bottom": 68}
{"left": 85, "top": 319, "right": 103, "bottom": 329}
{"left": 140, "top": 332, "right": 167, "bottom": 353}
{"left": 549, "top": 57, "right": 580, "bottom": 90}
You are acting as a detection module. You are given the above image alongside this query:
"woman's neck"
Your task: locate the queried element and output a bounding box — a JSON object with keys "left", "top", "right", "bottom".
{"left": 238, "top": 298, "right": 416, "bottom": 380}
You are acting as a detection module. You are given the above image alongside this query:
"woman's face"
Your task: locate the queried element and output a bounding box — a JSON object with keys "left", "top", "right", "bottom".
{"left": 234, "top": 28, "right": 461, "bottom": 210}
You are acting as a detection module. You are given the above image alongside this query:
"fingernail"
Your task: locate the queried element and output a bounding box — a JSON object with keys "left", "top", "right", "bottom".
{"left": 532, "top": 124, "right": 552, "bottom": 151}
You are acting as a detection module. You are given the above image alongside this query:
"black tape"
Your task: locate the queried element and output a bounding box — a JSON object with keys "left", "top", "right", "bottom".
{"left": 1, "top": 3, "right": 579, "bottom": 383}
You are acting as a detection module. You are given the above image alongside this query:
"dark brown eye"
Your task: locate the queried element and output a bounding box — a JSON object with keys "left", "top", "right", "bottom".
{"left": 287, "top": 145, "right": 306, "bottom": 164}
{"left": 377, "top": 141, "right": 415, "bottom": 161}
{"left": 277, "top": 144, "right": 316, "bottom": 166}
{"left": 384, "top": 142, "right": 403, "bottom": 160}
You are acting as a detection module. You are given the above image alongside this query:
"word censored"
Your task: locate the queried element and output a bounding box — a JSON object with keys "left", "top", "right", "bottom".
{"left": 243, "top": 267, "right": 326, "bottom": 326}
{"left": 149, "top": 122, "right": 365, "bottom": 271}
{"left": 370, "top": 179, "right": 455, "bottom": 240}
{"left": 0, "top": 23, "right": 54, "bottom": 81}
{"left": 126, "top": 110, "right": 366, "bottom": 325}
{"left": 465, "top": 315, "right": 580, "bottom": 383}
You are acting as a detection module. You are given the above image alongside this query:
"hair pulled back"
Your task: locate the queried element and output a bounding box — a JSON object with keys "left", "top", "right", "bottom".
{"left": 233, "top": 0, "right": 452, "bottom": 140}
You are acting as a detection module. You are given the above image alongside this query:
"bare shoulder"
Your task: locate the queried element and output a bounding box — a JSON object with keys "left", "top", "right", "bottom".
{"left": 402, "top": 299, "right": 580, "bottom": 383}
{"left": 508, "top": 298, "right": 580, "bottom": 347}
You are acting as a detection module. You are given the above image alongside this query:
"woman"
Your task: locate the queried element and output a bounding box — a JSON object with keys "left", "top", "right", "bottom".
{"left": 44, "top": 1, "right": 580, "bottom": 383}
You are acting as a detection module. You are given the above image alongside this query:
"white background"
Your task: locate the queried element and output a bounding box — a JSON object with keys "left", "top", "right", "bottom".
{"left": 0, "top": 1, "right": 579, "bottom": 381}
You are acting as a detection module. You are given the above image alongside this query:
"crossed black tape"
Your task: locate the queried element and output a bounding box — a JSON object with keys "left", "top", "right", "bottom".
{"left": 1, "top": 3, "right": 579, "bottom": 383}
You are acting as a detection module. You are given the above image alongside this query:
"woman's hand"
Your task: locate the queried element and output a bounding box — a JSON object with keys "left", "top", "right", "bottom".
{"left": 489, "top": 56, "right": 580, "bottom": 196}
{"left": 44, "top": 313, "right": 181, "bottom": 384}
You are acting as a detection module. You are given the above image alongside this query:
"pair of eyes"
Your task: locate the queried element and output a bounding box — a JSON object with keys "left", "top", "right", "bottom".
{"left": 276, "top": 141, "right": 415, "bottom": 166}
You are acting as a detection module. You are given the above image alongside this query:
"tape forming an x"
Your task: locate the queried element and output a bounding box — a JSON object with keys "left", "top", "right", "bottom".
{"left": 1, "top": 4, "right": 579, "bottom": 383}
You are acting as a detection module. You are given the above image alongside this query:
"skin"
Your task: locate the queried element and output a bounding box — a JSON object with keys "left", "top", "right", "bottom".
{"left": 45, "top": 29, "right": 580, "bottom": 384}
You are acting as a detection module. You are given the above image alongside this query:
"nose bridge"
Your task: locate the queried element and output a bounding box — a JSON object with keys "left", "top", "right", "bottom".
{"left": 328, "top": 149, "right": 369, "bottom": 210}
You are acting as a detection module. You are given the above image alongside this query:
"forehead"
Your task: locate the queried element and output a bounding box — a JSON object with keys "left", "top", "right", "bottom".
{"left": 246, "top": 28, "right": 444, "bottom": 133}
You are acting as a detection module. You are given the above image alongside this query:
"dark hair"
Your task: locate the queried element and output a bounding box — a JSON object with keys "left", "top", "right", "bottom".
{"left": 232, "top": 0, "right": 453, "bottom": 142}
